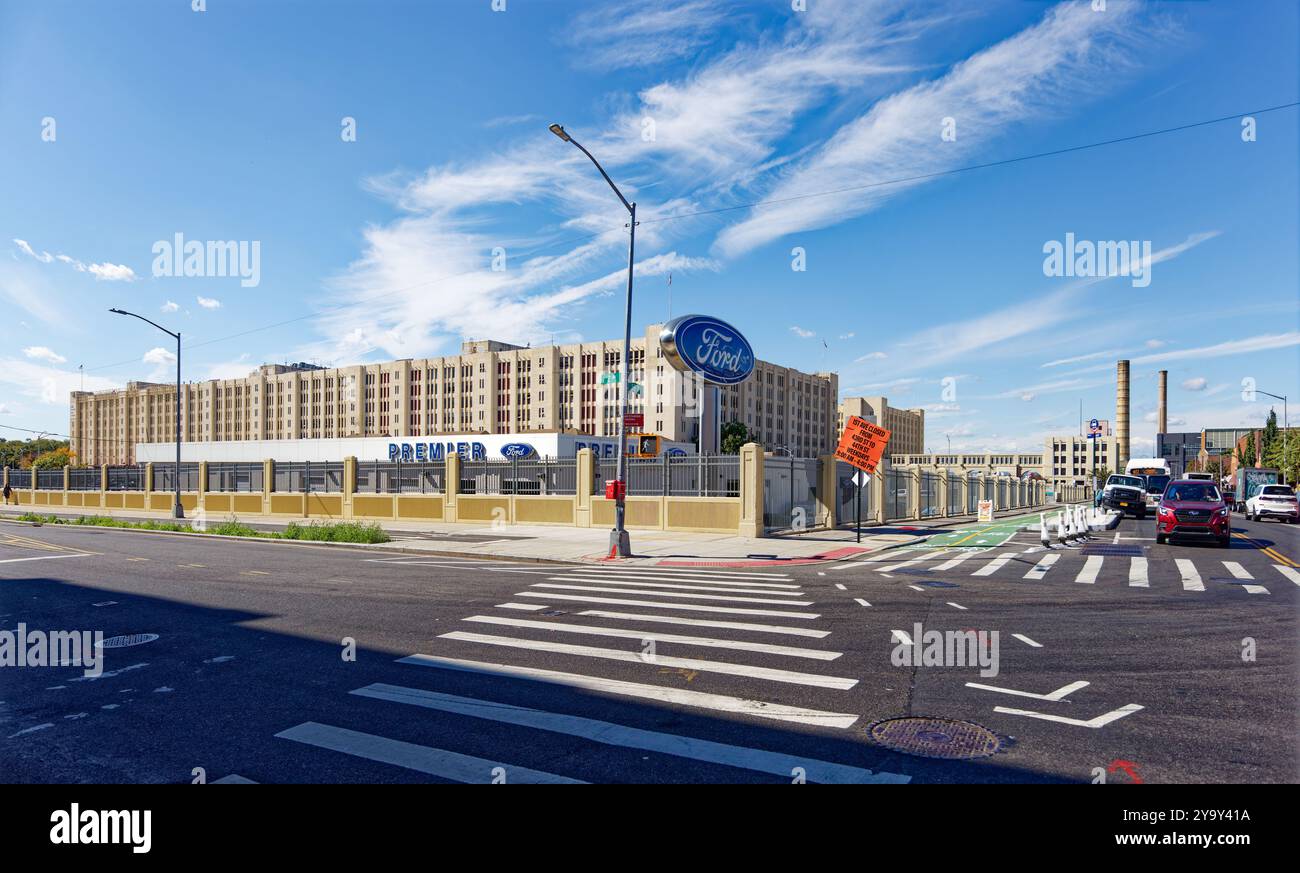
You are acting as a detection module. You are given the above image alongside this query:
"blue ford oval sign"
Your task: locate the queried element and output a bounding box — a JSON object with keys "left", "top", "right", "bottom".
{"left": 659, "top": 314, "right": 754, "bottom": 385}
{"left": 500, "top": 443, "right": 536, "bottom": 459}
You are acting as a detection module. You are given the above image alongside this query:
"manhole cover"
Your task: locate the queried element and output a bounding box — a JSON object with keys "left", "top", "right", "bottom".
{"left": 97, "top": 633, "right": 159, "bottom": 649}
{"left": 867, "top": 717, "right": 1001, "bottom": 760}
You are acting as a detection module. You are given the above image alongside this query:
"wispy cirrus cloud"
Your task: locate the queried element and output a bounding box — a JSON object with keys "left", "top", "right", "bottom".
{"left": 13, "top": 238, "right": 137, "bottom": 281}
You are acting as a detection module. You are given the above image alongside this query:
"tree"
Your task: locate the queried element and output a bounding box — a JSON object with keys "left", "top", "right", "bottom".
{"left": 32, "top": 446, "right": 75, "bottom": 469}
{"left": 721, "top": 421, "right": 752, "bottom": 455}
{"left": 1262, "top": 426, "right": 1298, "bottom": 484}
{"left": 1262, "top": 409, "right": 1280, "bottom": 458}
{"left": 0, "top": 438, "right": 68, "bottom": 469}
{"left": 1089, "top": 465, "right": 1111, "bottom": 483}
{"left": 1237, "top": 434, "right": 1257, "bottom": 468}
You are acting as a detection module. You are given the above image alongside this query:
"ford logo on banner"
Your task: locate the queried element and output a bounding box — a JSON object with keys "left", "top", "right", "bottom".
{"left": 500, "top": 443, "right": 536, "bottom": 459}
{"left": 659, "top": 314, "right": 754, "bottom": 385}
{"left": 665, "top": 447, "right": 688, "bottom": 456}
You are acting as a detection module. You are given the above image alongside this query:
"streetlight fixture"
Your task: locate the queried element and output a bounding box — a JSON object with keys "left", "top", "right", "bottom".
{"left": 110, "top": 308, "right": 184, "bottom": 519}
{"left": 550, "top": 122, "right": 636, "bottom": 557}
{"left": 1255, "top": 389, "right": 1290, "bottom": 483}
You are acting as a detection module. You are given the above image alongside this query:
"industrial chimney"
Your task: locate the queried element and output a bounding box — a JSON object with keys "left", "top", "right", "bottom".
{"left": 1117, "top": 360, "right": 1130, "bottom": 467}
{"left": 1158, "top": 369, "right": 1168, "bottom": 435}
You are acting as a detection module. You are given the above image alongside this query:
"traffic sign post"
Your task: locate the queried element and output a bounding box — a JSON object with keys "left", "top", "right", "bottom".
{"left": 836, "top": 417, "right": 893, "bottom": 544}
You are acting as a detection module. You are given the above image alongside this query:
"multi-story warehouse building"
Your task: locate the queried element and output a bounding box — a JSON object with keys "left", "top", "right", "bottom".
{"left": 70, "top": 324, "right": 839, "bottom": 465}
{"left": 836, "top": 396, "right": 925, "bottom": 456}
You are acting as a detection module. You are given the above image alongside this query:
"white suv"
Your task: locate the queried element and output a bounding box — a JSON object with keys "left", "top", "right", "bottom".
{"left": 1246, "top": 484, "right": 1299, "bottom": 523}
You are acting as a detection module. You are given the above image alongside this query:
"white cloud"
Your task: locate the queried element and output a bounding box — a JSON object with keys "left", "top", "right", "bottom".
{"left": 854, "top": 351, "right": 887, "bottom": 362}
{"left": 161, "top": 301, "right": 179, "bottom": 313}
{"left": 23, "top": 346, "right": 67, "bottom": 365}
{"left": 87, "top": 262, "right": 136, "bottom": 281}
{"left": 1041, "top": 349, "right": 1121, "bottom": 368}
{"left": 196, "top": 296, "right": 222, "bottom": 310}
{"left": 790, "top": 326, "right": 816, "bottom": 338}
{"left": 1182, "top": 377, "right": 1207, "bottom": 391}
{"left": 0, "top": 358, "right": 119, "bottom": 406}
{"left": 839, "top": 332, "right": 855, "bottom": 340}
{"left": 0, "top": 403, "right": 12, "bottom": 414}
{"left": 142, "top": 347, "right": 176, "bottom": 366}
{"left": 1074, "top": 332, "right": 1300, "bottom": 373}
{"left": 563, "top": 0, "right": 731, "bottom": 71}
{"left": 13, "top": 238, "right": 136, "bottom": 280}
{"left": 205, "top": 354, "right": 255, "bottom": 381}
{"left": 13, "top": 239, "right": 53, "bottom": 263}
{"left": 1144, "top": 339, "right": 1166, "bottom": 349}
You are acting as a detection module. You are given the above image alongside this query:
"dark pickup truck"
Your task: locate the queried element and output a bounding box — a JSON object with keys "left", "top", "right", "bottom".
{"left": 1099, "top": 474, "right": 1147, "bottom": 518}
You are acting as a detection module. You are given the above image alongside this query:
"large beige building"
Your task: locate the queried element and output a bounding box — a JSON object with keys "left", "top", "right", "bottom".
{"left": 1046, "top": 434, "right": 1119, "bottom": 487}
{"left": 837, "top": 396, "right": 925, "bottom": 457}
{"left": 71, "top": 325, "right": 839, "bottom": 465}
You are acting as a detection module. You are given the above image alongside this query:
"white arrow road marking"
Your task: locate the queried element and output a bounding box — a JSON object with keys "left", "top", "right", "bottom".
{"left": 890, "top": 629, "right": 912, "bottom": 645}
{"left": 1011, "top": 634, "right": 1041, "bottom": 648}
{"left": 1175, "top": 559, "right": 1203, "bottom": 592}
{"left": 965, "top": 680, "right": 1089, "bottom": 701}
{"left": 993, "top": 703, "right": 1144, "bottom": 728}
{"left": 1274, "top": 565, "right": 1300, "bottom": 587}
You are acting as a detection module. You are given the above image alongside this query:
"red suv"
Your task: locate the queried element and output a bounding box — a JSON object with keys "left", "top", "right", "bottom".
{"left": 1155, "top": 480, "right": 1231, "bottom": 547}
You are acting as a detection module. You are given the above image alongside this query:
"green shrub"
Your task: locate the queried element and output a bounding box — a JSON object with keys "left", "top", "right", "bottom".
{"left": 280, "top": 520, "right": 389, "bottom": 543}
{"left": 207, "top": 517, "right": 265, "bottom": 538}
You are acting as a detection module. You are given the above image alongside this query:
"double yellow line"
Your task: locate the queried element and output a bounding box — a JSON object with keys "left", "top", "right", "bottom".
{"left": 1231, "top": 532, "right": 1298, "bottom": 568}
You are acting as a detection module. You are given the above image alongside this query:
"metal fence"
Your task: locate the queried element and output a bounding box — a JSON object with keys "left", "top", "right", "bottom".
{"left": 152, "top": 462, "right": 201, "bottom": 492}
{"left": 207, "top": 462, "right": 264, "bottom": 493}
{"left": 920, "top": 471, "right": 941, "bottom": 518}
{"left": 763, "top": 456, "right": 818, "bottom": 530}
{"left": 596, "top": 455, "right": 739, "bottom": 498}
{"left": 834, "top": 461, "right": 874, "bottom": 527}
{"left": 107, "top": 466, "right": 145, "bottom": 491}
{"left": 461, "top": 458, "right": 576, "bottom": 496}
{"left": 5, "top": 467, "right": 32, "bottom": 489}
{"left": 885, "top": 468, "right": 910, "bottom": 521}
{"left": 273, "top": 461, "right": 344, "bottom": 493}
{"left": 36, "top": 469, "right": 64, "bottom": 490}
{"left": 355, "top": 460, "right": 446, "bottom": 494}
{"left": 947, "top": 471, "right": 963, "bottom": 517}
{"left": 68, "top": 468, "right": 100, "bottom": 490}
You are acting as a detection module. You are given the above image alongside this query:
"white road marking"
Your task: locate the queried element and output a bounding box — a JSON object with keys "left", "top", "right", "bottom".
{"left": 876, "top": 551, "right": 949, "bottom": 573}
{"left": 397, "top": 654, "right": 861, "bottom": 728}
{"left": 1011, "top": 634, "right": 1041, "bottom": 648}
{"left": 907, "top": 585, "right": 925, "bottom": 592}
{"left": 353, "top": 683, "right": 908, "bottom": 784}
{"left": 460, "top": 615, "right": 841, "bottom": 660}
{"left": 972, "top": 553, "right": 1017, "bottom": 576}
{"left": 1023, "top": 553, "right": 1059, "bottom": 580}
{"left": 569, "top": 567, "right": 793, "bottom": 582}
{"left": 1242, "top": 584, "right": 1270, "bottom": 595}
{"left": 275, "top": 722, "right": 584, "bottom": 783}
{"left": 834, "top": 584, "right": 846, "bottom": 590}
{"left": 891, "top": 629, "right": 913, "bottom": 646}
{"left": 517, "top": 592, "right": 818, "bottom": 619}
{"left": 495, "top": 603, "right": 549, "bottom": 611}
{"left": 566, "top": 571, "right": 801, "bottom": 589}
{"left": 543, "top": 577, "right": 807, "bottom": 597}
{"left": 854, "top": 598, "right": 871, "bottom": 607}
{"left": 577, "top": 610, "right": 828, "bottom": 638}
{"left": 1274, "top": 565, "right": 1300, "bottom": 587}
{"left": 1222, "top": 561, "right": 1252, "bottom": 580}
{"left": 1175, "top": 559, "right": 1204, "bottom": 592}
{"left": 1074, "top": 556, "right": 1103, "bottom": 585}
{"left": 1128, "top": 557, "right": 1149, "bottom": 588}
{"left": 531, "top": 583, "right": 812, "bottom": 606}
{"left": 932, "top": 552, "right": 975, "bottom": 571}
{"left": 437, "top": 632, "right": 859, "bottom": 689}
{"left": 993, "top": 703, "right": 1144, "bottom": 728}
{"left": 0, "top": 554, "right": 91, "bottom": 565}
{"left": 965, "top": 679, "right": 1088, "bottom": 701}
{"left": 947, "top": 602, "right": 967, "bottom": 611}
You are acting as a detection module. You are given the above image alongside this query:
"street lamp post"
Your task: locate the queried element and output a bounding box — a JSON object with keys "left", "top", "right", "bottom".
{"left": 1256, "top": 390, "right": 1290, "bottom": 483}
{"left": 549, "top": 123, "right": 636, "bottom": 557}
{"left": 110, "top": 308, "right": 184, "bottom": 519}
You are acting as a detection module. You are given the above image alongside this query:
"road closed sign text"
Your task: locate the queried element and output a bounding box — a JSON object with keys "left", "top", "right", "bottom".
{"left": 834, "top": 416, "right": 892, "bottom": 475}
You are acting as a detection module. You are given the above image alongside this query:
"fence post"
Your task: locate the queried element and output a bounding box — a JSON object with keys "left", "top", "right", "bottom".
{"left": 816, "top": 454, "right": 836, "bottom": 530}
{"left": 870, "top": 466, "right": 886, "bottom": 524}
{"left": 909, "top": 467, "right": 922, "bottom": 520}
{"left": 939, "top": 470, "right": 949, "bottom": 517}
{"left": 62, "top": 464, "right": 70, "bottom": 498}
{"left": 100, "top": 464, "right": 108, "bottom": 493}
{"left": 343, "top": 456, "right": 356, "bottom": 520}
{"left": 574, "top": 447, "right": 593, "bottom": 528}
{"left": 145, "top": 462, "right": 155, "bottom": 495}
{"left": 262, "top": 459, "right": 273, "bottom": 515}
{"left": 738, "top": 442, "right": 764, "bottom": 538}
{"left": 444, "top": 453, "right": 460, "bottom": 524}
{"left": 197, "top": 461, "right": 207, "bottom": 515}
{"left": 2, "top": 466, "right": 7, "bottom": 490}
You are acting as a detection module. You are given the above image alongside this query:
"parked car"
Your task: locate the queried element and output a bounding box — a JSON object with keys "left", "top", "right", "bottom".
{"left": 1155, "top": 480, "right": 1231, "bottom": 547}
{"left": 1099, "top": 474, "right": 1148, "bottom": 518}
{"left": 1245, "top": 484, "right": 1298, "bottom": 523}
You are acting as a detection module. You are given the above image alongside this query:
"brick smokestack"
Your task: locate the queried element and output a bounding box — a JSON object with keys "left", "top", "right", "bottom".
{"left": 1117, "top": 360, "right": 1130, "bottom": 467}
{"left": 1158, "top": 369, "right": 1168, "bottom": 435}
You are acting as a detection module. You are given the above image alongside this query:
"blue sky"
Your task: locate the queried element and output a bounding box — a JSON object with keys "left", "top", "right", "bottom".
{"left": 1, "top": 0, "right": 1296, "bottom": 455}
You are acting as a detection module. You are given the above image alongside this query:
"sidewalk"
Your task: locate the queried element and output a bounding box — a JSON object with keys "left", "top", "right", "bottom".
{"left": 0, "top": 503, "right": 1050, "bottom": 567}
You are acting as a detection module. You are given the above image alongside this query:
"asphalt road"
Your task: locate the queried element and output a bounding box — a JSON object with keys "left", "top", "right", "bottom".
{"left": 1, "top": 511, "right": 1296, "bottom": 784}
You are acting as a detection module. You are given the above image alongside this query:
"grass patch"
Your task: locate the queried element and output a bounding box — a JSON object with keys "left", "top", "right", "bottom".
{"left": 11, "top": 512, "right": 389, "bottom": 543}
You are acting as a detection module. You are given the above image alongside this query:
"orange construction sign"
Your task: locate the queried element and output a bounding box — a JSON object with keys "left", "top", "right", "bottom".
{"left": 834, "top": 415, "right": 892, "bottom": 475}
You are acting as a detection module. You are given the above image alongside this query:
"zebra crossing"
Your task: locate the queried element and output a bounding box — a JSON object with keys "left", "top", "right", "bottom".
{"left": 846, "top": 547, "right": 1300, "bottom": 594}
{"left": 274, "top": 561, "right": 907, "bottom": 783}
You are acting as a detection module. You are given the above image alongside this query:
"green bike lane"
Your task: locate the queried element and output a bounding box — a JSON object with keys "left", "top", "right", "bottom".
{"left": 892, "top": 510, "right": 1048, "bottom": 551}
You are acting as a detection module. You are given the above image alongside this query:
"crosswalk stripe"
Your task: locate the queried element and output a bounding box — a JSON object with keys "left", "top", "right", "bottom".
{"left": 531, "top": 583, "right": 812, "bottom": 606}
{"left": 1242, "top": 585, "right": 1270, "bottom": 595}
{"left": 570, "top": 567, "right": 794, "bottom": 582}
{"left": 1023, "top": 553, "right": 1059, "bottom": 580}
{"left": 1074, "top": 555, "right": 1103, "bottom": 584}
{"left": 517, "top": 592, "right": 819, "bottom": 619}
{"left": 437, "top": 631, "right": 859, "bottom": 689}
{"left": 397, "top": 654, "right": 860, "bottom": 728}
{"left": 891, "top": 629, "right": 912, "bottom": 645}
{"left": 275, "top": 722, "right": 583, "bottom": 784}
{"left": 1275, "top": 565, "right": 1300, "bottom": 587}
{"left": 1128, "top": 557, "right": 1149, "bottom": 588}
{"left": 578, "top": 610, "right": 829, "bottom": 638}
{"left": 545, "top": 577, "right": 807, "bottom": 597}
{"left": 876, "top": 551, "right": 949, "bottom": 573}
{"left": 1175, "top": 559, "right": 1204, "bottom": 592}
{"left": 972, "top": 553, "right": 1017, "bottom": 577}
{"left": 565, "top": 572, "right": 801, "bottom": 589}
{"left": 495, "top": 603, "right": 549, "bottom": 611}
{"left": 1011, "top": 634, "right": 1042, "bottom": 648}
{"left": 932, "top": 552, "right": 975, "bottom": 571}
{"left": 1222, "top": 561, "right": 1252, "bottom": 580}
{"left": 352, "top": 683, "right": 907, "bottom": 783}
{"left": 460, "top": 615, "right": 841, "bottom": 660}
